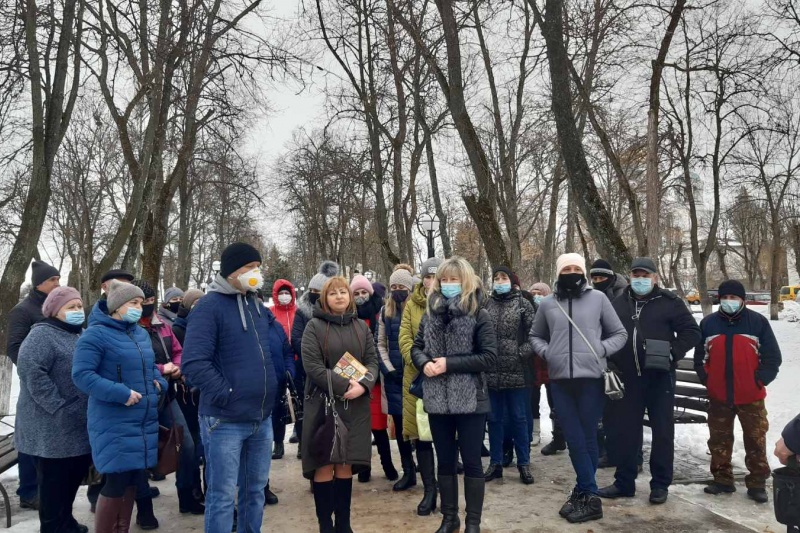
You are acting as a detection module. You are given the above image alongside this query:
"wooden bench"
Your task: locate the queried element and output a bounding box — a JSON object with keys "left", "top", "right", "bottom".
{"left": 0, "top": 433, "right": 17, "bottom": 528}
{"left": 644, "top": 359, "right": 709, "bottom": 426}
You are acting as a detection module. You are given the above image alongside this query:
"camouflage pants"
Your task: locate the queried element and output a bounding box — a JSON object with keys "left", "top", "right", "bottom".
{"left": 708, "top": 399, "right": 770, "bottom": 489}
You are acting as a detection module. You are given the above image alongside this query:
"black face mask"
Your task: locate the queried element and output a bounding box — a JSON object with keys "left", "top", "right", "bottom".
{"left": 391, "top": 290, "right": 409, "bottom": 304}
{"left": 308, "top": 292, "right": 320, "bottom": 305}
{"left": 142, "top": 304, "right": 155, "bottom": 318}
{"left": 557, "top": 273, "right": 586, "bottom": 297}
{"left": 593, "top": 277, "right": 612, "bottom": 293}
{"left": 167, "top": 301, "right": 181, "bottom": 314}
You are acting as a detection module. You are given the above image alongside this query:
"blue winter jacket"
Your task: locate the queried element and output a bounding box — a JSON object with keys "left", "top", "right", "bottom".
{"left": 377, "top": 306, "right": 404, "bottom": 416}
{"left": 181, "top": 275, "right": 277, "bottom": 422}
{"left": 72, "top": 300, "right": 167, "bottom": 474}
{"left": 266, "top": 307, "right": 295, "bottom": 385}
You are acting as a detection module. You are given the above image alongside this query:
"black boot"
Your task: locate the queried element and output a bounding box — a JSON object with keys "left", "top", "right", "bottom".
{"left": 264, "top": 481, "right": 279, "bottom": 506}
{"left": 357, "top": 468, "right": 371, "bottom": 483}
{"left": 483, "top": 463, "right": 502, "bottom": 482}
{"left": 272, "top": 441, "right": 285, "bottom": 460}
{"left": 559, "top": 488, "right": 579, "bottom": 518}
{"left": 541, "top": 427, "right": 566, "bottom": 456}
{"left": 435, "top": 475, "right": 461, "bottom": 533}
{"left": 566, "top": 493, "right": 603, "bottom": 523}
{"left": 333, "top": 478, "right": 353, "bottom": 533}
{"left": 416, "top": 448, "right": 437, "bottom": 516}
{"left": 464, "top": 476, "right": 485, "bottom": 533}
{"left": 374, "top": 430, "right": 398, "bottom": 481}
{"left": 135, "top": 496, "right": 159, "bottom": 530}
{"left": 481, "top": 443, "right": 491, "bottom": 457}
{"left": 393, "top": 452, "right": 416, "bottom": 491}
{"left": 502, "top": 440, "right": 514, "bottom": 467}
{"left": 312, "top": 480, "right": 335, "bottom": 533}
{"left": 178, "top": 487, "right": 205, "bottom": 515}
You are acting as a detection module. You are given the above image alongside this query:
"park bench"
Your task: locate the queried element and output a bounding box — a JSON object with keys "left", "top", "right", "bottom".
{"left": 644, "top": 358, "right": 709, "bottom": 426}
{"left": 0, "top": 433, "right": 17, "bottom": 528}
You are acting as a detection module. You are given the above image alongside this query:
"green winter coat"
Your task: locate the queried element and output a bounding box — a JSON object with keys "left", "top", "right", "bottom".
{"left": 399, "top": 282, "right": 427, "bottom": 440}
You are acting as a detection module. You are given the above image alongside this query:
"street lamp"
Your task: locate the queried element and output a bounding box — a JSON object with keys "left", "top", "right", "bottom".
{"left": 212, "top": 260, "right": 221, "bottom": 275}
{"left": 418, "top": 213, "right": 440, "bottom": 259}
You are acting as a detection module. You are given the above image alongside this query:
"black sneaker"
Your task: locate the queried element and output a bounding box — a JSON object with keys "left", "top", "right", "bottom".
{"left": 747, "top": 488, "right": 768, "bottom": 504}
{"left": 597, "top": 484, "right": 635, "bottom": 499}
{"left": 650, "top": 488, "right": 668, "bottom": 504}
{"left": 566, "top": 493, "right": 603, "bottom": 523}
{"left": 704, "top": 483, "right": 736, "bottom": 495}
{"left": 559, "top": 489, "right": 579, "bottom": 518}
{"left": 483, "top": 463, "right": 503, "bottom": 482}
{"left": 518, "top": 465, "right": 534, "bottom": 485}
{"left": 541, "top": 439, "right": 566, "bottom": 456}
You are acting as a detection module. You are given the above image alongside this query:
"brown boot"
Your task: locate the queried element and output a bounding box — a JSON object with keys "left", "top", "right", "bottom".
{"left": 95, "top": 495, "right": 124, "bottom": 533}
{"left": 116, "top": 487, "right": 136, "bottom": 533}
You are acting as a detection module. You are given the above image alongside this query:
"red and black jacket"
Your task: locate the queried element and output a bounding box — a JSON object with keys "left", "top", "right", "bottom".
{"left": 694, "top": 307, "right": 781, "bottom": 405}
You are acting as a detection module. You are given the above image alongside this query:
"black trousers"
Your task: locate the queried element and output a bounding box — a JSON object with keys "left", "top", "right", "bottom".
{"left": 35, "top": 454, "right": 92, "bottom": 533}
{"left": 429, "top": 413, "right": 486, "bottom": 478}
{"left": 102, "top": 470, "right": 149, "bottom": 498}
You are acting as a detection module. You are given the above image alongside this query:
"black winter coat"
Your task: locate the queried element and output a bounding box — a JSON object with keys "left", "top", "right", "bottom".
{"left": 6, "top": 289, "right": 47, "bottom": 364}
{"left": 610, "top": 286, "right": 701, "bottom": 378}
{"left": 483, "top": 290, "right": 536, "bottom": 390}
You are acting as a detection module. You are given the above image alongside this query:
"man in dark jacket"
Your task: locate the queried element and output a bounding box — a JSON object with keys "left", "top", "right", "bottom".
{"left": 590, "top": 259, "right": 628, "bottom": 300}
{"left": 6, "top": 259, "right": 60, "bottom": 509}
{"left": 182, "top": 242, "right": 278, "bottom": 533}
{"left": 695, "top": 279, "right": 781, "bottom": 503}
{"left": 776, "top": 414, "right": 800, "bottom": 464}
{"left": 599, "top": 257, "right": 701, "bottom": 505}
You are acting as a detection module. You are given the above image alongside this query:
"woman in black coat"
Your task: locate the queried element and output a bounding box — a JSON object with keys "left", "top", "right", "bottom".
{"left": 412, "top": 257, "right": 498, "bottom": 533}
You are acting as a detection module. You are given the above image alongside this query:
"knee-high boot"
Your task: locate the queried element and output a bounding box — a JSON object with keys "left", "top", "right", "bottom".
{"left": 435, "top": 475, "right": 460, "bottom": 533}
{"left": 416, "top": 447, "right": 437, "bottom": 516}
{"left": 373, "top": 430, "right": 398, "bottom": 481}
{"left": 333, "top": 477, "right": 353, "bottom": 533}
{"left": 464, "top": 476, "right": 485, "bottom": 533}
{"left": 312, "top": 480, "right": 335, "bottom": 533}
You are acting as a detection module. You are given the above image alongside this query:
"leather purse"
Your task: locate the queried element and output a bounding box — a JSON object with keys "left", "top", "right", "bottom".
{"left": 155, "top": 408, "right": 184, "bottom": 476}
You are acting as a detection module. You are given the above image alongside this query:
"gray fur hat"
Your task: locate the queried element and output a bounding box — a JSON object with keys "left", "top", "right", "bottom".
{"left": 309, "top": 261, "right": 339, "bottom": 291}
{"left": 107, "top": 280, "right": 145, "bottom": 315}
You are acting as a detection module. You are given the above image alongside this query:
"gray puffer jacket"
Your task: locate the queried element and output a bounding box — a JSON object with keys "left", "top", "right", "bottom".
{"left": 529, "top": 286, "right": 627, "bottom": 380}
{"left": 483, "top": 290, "right": 535, "bottom": 390}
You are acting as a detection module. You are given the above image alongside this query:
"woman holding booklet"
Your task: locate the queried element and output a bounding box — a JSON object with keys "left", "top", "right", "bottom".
{"left": 301, "top": 275, "right": 380, "bottom": 533}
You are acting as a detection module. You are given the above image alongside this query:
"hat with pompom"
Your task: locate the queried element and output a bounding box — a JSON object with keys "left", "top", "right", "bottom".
{"left": 309, "top": 261, "right": 339, "bottom": 291}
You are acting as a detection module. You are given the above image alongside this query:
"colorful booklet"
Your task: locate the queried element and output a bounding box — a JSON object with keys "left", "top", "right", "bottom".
{"left": 333, "top": 352, "right": 369, "bottom": 382}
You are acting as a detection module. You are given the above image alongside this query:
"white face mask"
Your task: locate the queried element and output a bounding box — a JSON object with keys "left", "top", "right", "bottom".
{"left": 277, "top": 293, "right": 292, "bottom": 305}
{"left": 237, "top": 269, "right": 263, "bottom": 292}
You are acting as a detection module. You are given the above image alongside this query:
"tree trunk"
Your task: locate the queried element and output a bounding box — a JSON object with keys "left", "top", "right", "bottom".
{"left": 426, "top": 136, "right": 452, "bottom": 257}
{"left": 769, "top": 216, "right": 782, "bottom": 320}
{"left": 541, "top": 164, "right": 563, "bottom": 285}
{"left": 176, "top": 174, "right": 192, "bottom": 288}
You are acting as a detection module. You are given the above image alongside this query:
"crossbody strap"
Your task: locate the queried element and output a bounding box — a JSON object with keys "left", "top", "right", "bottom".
{"left": 554, "top": 300, "right": 603, "bottom": 367}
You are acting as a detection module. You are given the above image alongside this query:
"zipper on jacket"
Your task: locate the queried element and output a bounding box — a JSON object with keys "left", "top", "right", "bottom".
{"left": 568, "top": 297, "right": 574, "bottom": 379}
{"left": 117, "top": 365, "right": 122, "bottom": 383}
{"left": 244, "top": 295, "right": 268, "bottom": 421}
{"left": 127, "top": 330, "right": 150, "bottom": 468}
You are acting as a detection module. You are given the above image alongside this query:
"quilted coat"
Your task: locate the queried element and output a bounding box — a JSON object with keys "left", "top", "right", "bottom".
{"left": 398, "top": 283, "right": 427, "bottom": 439}
{"left": 483, "top": 290, "right": 536, "bottom": 390}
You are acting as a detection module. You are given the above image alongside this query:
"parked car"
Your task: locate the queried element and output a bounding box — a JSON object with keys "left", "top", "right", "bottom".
{"left": 685, "top": 289, "right": 701, "bottom": 305}
{"left": 781, "top": 285, "right": 800, "bottom": 302}
{"left": 745, "top": 292, "right": 771, "bottom": 306}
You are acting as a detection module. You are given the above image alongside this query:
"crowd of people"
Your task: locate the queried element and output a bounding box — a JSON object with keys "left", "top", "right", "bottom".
{"left": 5, "top": 247, "right": 800, "bottom": 533}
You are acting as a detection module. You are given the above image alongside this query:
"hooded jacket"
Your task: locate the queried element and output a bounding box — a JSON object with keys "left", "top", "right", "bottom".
{"left": 530, "top": 285, "right": 627, "bottom": 381}
{"left": 411, "top": 291, "right": 498, "bottom": 415}
{"left": 6, "top": 288, "right": 47, "bottom": 364}
{"left": 157, "top": 306, "right": 178, "bottom": 326}
{"left": 399, "top": 282, "right": 428, "bottom": 439}
{"left": 172, "top": 306, "right": 191, "bottom": 346}
{"left": 610, "top": 285, "right": 701, "bottom": 378}
{"left": 72, "top": 300, "right": 167, "bottom": 473}
{"left": 271, "top": 279, "right": 297, "bottom": 339}
{"left": 596, "top": 274, "right": 628, "bottom": 301}
{"left": 181, "top": 275, "right": 277, "bottom": 422}
{"left": 694, "top": 306, "right": 781, "bottom": 405}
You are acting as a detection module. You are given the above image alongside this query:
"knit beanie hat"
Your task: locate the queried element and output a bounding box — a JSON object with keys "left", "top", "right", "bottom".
{"left": 164, "top": 287, "right": 184, "bottom": 302}
{"left": 182, "top": 288, "right": 204, "bottom": 310}
{"left": 389, "top": 269, "right": 414, "bottom": 291}
{"left": 41, "top": 286, "right": 81, "bottom": 318}
{"left": 100, "top": 269, "right": 134, "bottom": 285}
{"left": 394, "top": 263, "right": 414, "bottom": 276}
{"left": 590, "top": 259, "right": 614, "bottom": 279}
{"left": 107, "top": 280, "right": 145, "bottom": 314}
{"left": 131, "top": 279, "right": 156, "bottom": 300}
{"left": 492, "top": 266, "right": 514, "bottom": 280}
{"left": 309, "top": 261, "right": 339, "bottom": 291}
{"left": 31, "top": 260, "right": 60, "bottom": 288}
{"left": 556, "top": 253, "right": 587, "bottom": 276}
{"left": 220, "top": 242, "right": 262, "bottom": 279}
{"left": 350, "top": 274, "right": 374, "bottom": 295}
{"left": 419, "top": 257, "right": 443, "bottom": 277}
{"left": 372, "top": 282, "right": 387, "bottom": 299}
{"left": 718, "top": 279, "right": 746, "bottom": 300}
{"left": 531, "top": 282, "right": 552, "bottom": 296}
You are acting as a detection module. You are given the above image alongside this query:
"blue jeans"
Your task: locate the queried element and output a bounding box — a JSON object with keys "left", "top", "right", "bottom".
{"left": 200, "top": 416, "right": 273, "bottom": 533}
{"left": 550, "top": 378, "right": 605, "bottom": 494}
{"left": 17, "top": 452, "right": 38, "bottom": 500}
{"left": 489, "top": 388, "right": 530, "bottom": 466}
{"left": 159, "top": 400, "right": 196, "bottom": 490}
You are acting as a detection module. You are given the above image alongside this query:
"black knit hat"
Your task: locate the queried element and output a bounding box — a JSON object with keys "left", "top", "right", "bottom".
{"left": 590, "top": 259, "right": 614, "bottom": 278}
{"left": 131, "top": 279, "right": 156, "bottom": 300}
{"left": 718, "top": 279, "right": 746, "bottom": 300}
{"left": 220, "top": 242, "right": 262, "bottom": 278}
{"left": 31, "top": 260, "right": 60, "bottom": 288}
{"left": 493, "top": 266, "right": 514, "bottom": 280}
{"left": 100, "top": 269, "right": 134, "bottom": 284}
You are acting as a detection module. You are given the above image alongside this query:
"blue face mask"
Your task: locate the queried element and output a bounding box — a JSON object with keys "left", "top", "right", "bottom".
{"left": 64, "top": 310, "right": 85, "bottom": 326}
{"left": 440, "top": 283, "right": 462, "bottom": 299}
{"left": 494, "top": 282, "right": 511, "bottom": 295}
{"left": 122, "top": 307, "right": 142, "bottom": 323}
{"left": 630, "top": 277, "right": 654, "bottom": 296}
{"left": 720, "top": 300, "right": 742, "bottom": 315}
{"left": 533, "top": 295, "right": 544, "bottom": 305}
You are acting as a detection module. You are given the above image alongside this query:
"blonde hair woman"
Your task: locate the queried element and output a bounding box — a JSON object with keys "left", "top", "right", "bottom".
{"left": 301, "top": 276, "right": 380, "bottom": 533}
{"left": 411, "top": 257, "right": 498, "bottom": 533}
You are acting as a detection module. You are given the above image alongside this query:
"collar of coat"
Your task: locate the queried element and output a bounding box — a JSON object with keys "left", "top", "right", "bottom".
{"left": 312, "top": 301, "right": 357, "bottom": 326}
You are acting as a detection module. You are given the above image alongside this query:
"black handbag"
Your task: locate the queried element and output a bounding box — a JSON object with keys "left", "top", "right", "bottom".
{"left": 773, "top": 456, "right": 800, "bottom": 528}
{"left": 409, "top": 372, "right": 424, "bottom": 399}
{"left": 629, "top": 300, "right": 672, "bottom": 372}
